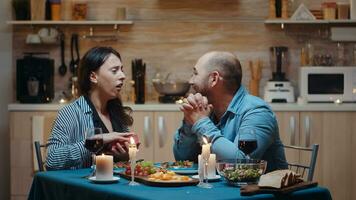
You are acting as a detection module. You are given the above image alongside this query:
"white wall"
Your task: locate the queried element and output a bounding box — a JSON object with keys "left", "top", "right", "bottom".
{"left": 0, "top": 0, "right": 12, "bottom": 199}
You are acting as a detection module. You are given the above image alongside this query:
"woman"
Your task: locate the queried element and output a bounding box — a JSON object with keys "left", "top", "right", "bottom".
{"left": 46, "top": 46, "right": 136, "bottom": 170}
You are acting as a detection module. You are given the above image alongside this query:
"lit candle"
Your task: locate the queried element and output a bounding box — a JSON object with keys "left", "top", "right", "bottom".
{"left": 201, "top": 137, "right": 211, "bottom": 160}
{"left": 128, "top": 137, "right": 137, "bottom": 162}
{"left": 96, "top": 153, "right": 113, "bottom": 180}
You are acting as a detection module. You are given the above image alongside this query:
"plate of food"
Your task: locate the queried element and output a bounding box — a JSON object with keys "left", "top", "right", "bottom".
{"left": 118, "top": 168, "right": 199, "bottom": 187}
{"left": 113, "top": 161, "right": 129, "bottom": 173}
{"left": 159, "top": 161, "right": 198, "bottom": 175}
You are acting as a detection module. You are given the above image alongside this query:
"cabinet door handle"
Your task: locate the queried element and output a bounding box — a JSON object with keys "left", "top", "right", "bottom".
{"left": 304, "top": 116, "right": 311, "bottom": 147}
{"left": 157, "top": 116, "right": 166, "bottom": 148}
{"left": 289, "top": 116, "right": 296, "bottom": 145}
{"left": 143, "top": 116, "right": 151, "bottom": 148}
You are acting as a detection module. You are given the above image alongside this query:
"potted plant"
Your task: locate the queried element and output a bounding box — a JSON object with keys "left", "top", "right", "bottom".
{"left": 12, "top": 0, "right": 30, "bottom": 20}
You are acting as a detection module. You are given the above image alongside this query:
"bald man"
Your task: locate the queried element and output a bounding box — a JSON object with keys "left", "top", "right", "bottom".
{"left": 173, "top": 51, "right": 288, "bottom": 172}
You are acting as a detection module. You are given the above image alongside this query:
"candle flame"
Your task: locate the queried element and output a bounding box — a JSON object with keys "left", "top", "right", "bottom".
{"left": 130, "top": 137, "right": 135, "bottom": 145}
{"left": 101, "top": 153, "right": 104, "bottom": 156}
{"left": 203, "top": 137, "right": 208, "bottom": 144}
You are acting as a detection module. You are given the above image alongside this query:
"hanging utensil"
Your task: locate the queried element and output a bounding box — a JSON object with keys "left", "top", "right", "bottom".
{"left": 58, "top": 32, "right": 67, "bottom": 76}
{"left": 69, "top": 34, "right": 76, "bottom": 74}
{"left": 73, "top": 33, "right": 80, "bottom": 76}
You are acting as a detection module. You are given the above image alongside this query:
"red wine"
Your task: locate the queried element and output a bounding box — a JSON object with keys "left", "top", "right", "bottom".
{"left": 238, "top": 140, "right": 257, "bottom": 155}
{"left": 85, "top": 138, "right": 104, "bottom": 153}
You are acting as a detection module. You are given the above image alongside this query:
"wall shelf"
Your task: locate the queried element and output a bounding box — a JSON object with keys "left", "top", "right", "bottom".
{"left": 7, "top": 20, "right": 134, "bottom": 25}
{"left": 265, "top": 19, "right": 356, "bottom": 25}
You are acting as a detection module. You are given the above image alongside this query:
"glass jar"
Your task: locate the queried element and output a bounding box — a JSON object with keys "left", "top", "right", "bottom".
{"left": 322, "top": 2, "right": 337, "bottom": 20}
{"left": 337, "top": 3, "right": 350, "bottom": 19}
{"left": 72, "top": 0, "right": 88, "bottom": 20}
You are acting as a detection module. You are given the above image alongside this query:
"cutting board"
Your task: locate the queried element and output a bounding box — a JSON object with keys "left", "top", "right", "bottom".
{"left": 118, "top": 172, "right": 199, "bottom": 187}
{"left": 240, "top": 181, "right": 318, "bottom": 196}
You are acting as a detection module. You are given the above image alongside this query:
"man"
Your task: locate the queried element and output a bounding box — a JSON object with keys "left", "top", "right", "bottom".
{"left": 173, "top": 51, "right": 288, "bottom": 172}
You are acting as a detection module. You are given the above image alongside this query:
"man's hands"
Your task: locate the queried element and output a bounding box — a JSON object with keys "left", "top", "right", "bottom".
{"left": 180, "top": 93, "right": 213, "bottom": 125}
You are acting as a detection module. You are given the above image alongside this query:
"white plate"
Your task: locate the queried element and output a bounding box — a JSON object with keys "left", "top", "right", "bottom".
{"left": 171, "top": 169, "right": 198, "bottom": 175}
{"left": 191, "top": 175, "right": 221, "bottom": 181}
{"left": 88, "top": 176, "right": 120, "bottom": 183}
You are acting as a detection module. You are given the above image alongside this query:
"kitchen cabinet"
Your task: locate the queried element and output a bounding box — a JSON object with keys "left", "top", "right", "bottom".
{"left": 10, "top": 111, "right": 57, "bottom": 200}
{"left": 130, "top": 111, "right": 183, "bottom": 163}
{"left": 275, "top": 111, "right": 356, "bottom": 200}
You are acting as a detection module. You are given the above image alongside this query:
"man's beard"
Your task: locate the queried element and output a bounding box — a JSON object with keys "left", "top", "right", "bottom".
{"left": 191, "top": 85, "right": 208, "bottom": 96}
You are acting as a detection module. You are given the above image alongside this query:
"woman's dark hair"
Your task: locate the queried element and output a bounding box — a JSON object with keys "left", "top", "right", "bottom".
{"left": 78, "top": 46, "right": 133, "bottom": 127}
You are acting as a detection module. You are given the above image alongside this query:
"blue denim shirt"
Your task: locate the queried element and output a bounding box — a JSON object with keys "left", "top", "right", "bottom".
{"left": 173, "top": 86, "right": 288, "bottom": 172}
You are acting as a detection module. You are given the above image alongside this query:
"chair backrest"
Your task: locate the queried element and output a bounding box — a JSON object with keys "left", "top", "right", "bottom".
{"left": 32, "top": 115, "right": 56, "bottom": 172}
{"left": 34, "top": 141, "right": 47, "bottom": 171}
{"left": 284, "top": 144, "right": 319, "bottom": 182}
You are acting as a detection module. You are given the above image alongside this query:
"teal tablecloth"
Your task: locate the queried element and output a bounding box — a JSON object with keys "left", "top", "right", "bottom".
{"left": 28, "top": 169, "right": 332, "bottom": 200}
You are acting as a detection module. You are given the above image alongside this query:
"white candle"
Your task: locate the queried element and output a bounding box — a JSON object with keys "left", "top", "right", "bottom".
{"left": 201, "top": 137, "right": 211, "bottom": 160}
{"left": 96, "top": 154, "right": 113, "bottom": 180}
{"left": 198, "top": 154, "right": 216, "bottom": 178}
{"left": 207, "top": 154, "right": 216, "bottom": 178}
{"left": 128, "top": 137, "right": 137, "bottom": 161}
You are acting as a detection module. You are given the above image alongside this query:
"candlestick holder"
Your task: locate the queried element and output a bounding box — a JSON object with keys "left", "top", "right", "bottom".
{"left": 197, "top": 157, "right": 213, "bottom": 188}
{"left": 128, "top": 160, "right": 139, "bottom": 186}
{"left": 128, "top": 140, "right": 140, "bottom": 186}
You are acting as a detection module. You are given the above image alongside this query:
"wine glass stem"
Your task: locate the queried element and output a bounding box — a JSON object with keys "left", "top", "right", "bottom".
{"left": 91, "top": 154, "right": 95, "bottom": 177}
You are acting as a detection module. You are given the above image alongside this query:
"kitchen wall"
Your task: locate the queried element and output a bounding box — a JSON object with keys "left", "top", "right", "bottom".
{"left": 11, "top": 0, "right": 355, "bottom": 103}
{"left": 1, "top": 0, "right": 12, "bottom": 199}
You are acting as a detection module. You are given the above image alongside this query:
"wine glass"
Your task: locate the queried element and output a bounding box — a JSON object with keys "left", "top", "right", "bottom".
{"left": 84, "top": 127, "right": 103, "bottom": 177}
{"left": 238, "top": 129, "right": 258, "bottom": 159}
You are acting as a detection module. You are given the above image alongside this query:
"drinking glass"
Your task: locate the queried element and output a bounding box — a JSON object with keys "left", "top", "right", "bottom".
{"left": 84, "top": 127, "right": 103, "bottom": 177}
{"left": 238, "top": 129, "right": 258, "bottom": 159}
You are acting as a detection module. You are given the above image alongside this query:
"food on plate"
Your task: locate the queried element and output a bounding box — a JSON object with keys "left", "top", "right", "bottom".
{"left": 258, "top": 169, "right": 303, "bottom": 188}
{"left": 223, "top": 166, "right": 262, "bottom": 183}
{"left": 148, "top": 170, "right": 191, "bottom": 182}
{"left": 124, "top": 161, "right": 156, "bottom": 176}
{"left": 161, "top": 160, "right": 193, "bottom": 169}
{"left": 114, "top": 161, "right": 129, "bottom": 169}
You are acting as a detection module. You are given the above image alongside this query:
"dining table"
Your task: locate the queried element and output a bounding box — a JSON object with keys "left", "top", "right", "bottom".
{"left": 28, "top": 168, "right": 332, "bottom": 200}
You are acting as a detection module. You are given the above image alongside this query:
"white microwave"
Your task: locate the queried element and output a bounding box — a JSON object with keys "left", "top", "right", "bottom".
{"left": 300, "top": 66, "right": 356, "bottom": 102}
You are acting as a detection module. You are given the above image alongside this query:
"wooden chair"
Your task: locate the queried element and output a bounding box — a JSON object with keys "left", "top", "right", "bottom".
{"left": 284, "top": 144, "right": 319, "bottom": 181}
{"left": 32, "top": 115, "right": 55, "bottom": 172}
{"left": 34, "top": 141, "right": 47, "bottom": 171}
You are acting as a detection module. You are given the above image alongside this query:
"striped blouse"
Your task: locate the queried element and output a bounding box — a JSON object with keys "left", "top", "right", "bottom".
{"left": 46, "top": 96, "right": 128, "bottom": 170}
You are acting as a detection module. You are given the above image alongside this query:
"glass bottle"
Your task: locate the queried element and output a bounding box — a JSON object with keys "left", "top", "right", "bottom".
{"left": 336, "top": 42, "right": 345, "bottom": 66}
{"left": 306, "top": 42, "right": 314, "bottom": 66}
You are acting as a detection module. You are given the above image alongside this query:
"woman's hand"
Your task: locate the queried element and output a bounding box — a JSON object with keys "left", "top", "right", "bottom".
{"left": 102, "top": 132, "right": 133, "bottom": 144}
{"left": 103, "top": 132, "right": 138, "bottom": 157}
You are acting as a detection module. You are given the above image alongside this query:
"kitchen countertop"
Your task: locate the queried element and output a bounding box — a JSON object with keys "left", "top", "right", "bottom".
{"left": 8, "top": 102, "right": 356, "bottom": 112}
